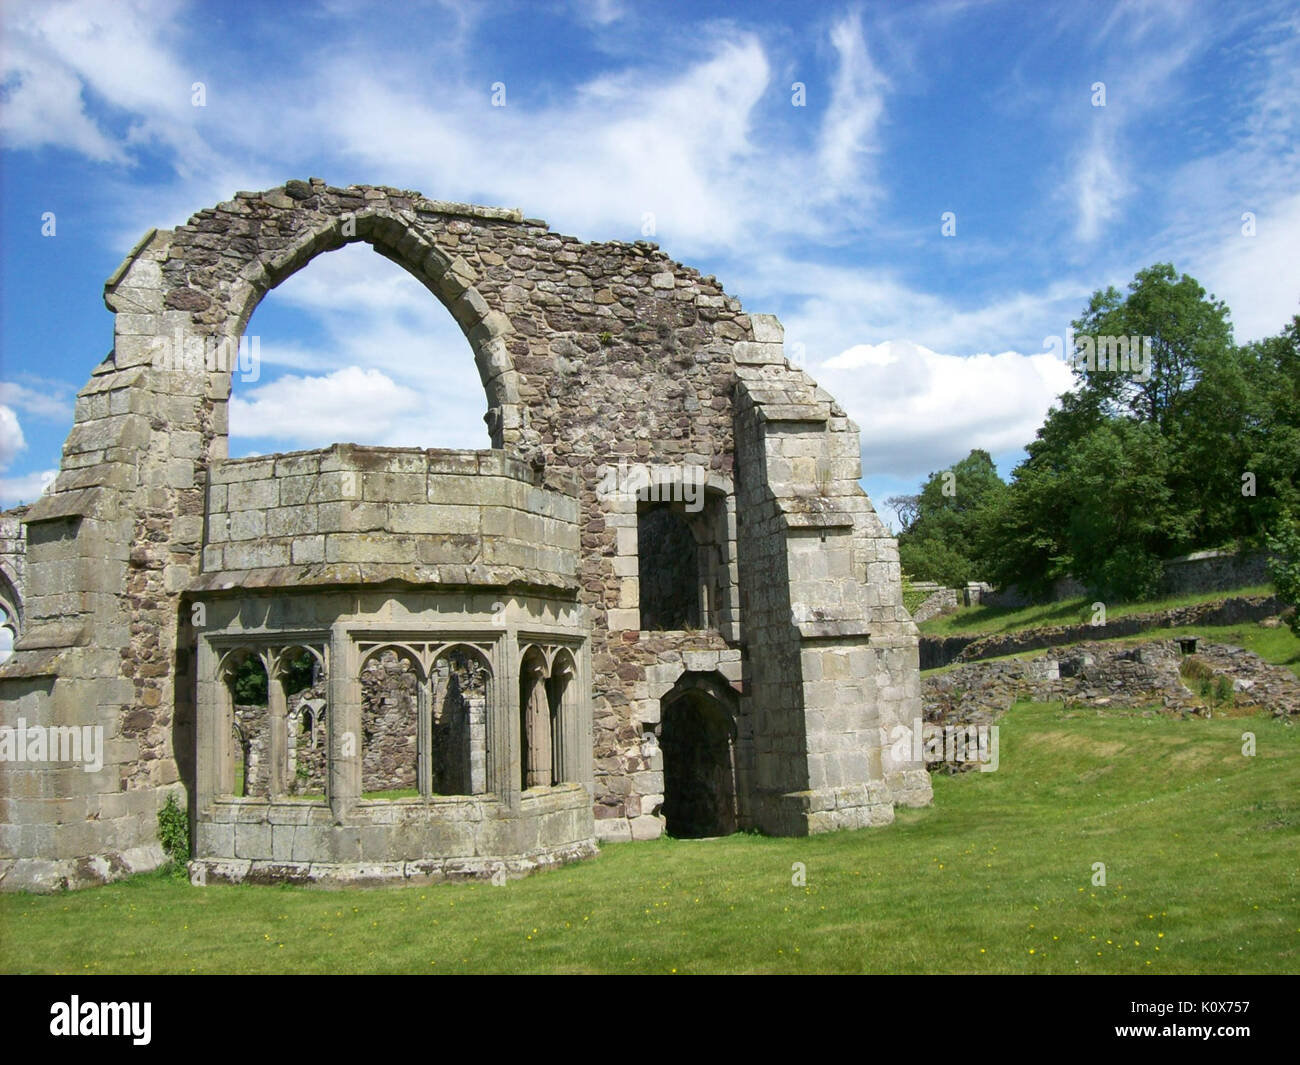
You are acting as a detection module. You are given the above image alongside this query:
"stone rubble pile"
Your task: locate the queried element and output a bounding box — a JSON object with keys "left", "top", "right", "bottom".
{"left": 923, "top": 638, "right": 1300, "bottom": 731}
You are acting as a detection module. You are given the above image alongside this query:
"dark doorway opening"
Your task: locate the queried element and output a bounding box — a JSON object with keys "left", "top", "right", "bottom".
{"left": 660, "top": 685, "right": 737, "bottom": 838}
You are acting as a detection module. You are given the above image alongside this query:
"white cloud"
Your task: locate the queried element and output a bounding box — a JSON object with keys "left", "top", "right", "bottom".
{"left": 230, "top": 243, "right": 491, "bottom": 456}
{"left": 0, "top": 468, "right": 57, "bottom": 508}
{"left": 815, "top": 339, "right": 1076, "bottom": 480}
{"left": 817, "top": 13, "right": 889, "bottom": 198}
{"left": 1192, "top": 191, "right": 1300, "bottom": 343}
{"left": 1070, "top": 121, "right": 1129, "bottom": 244}
{"left": 732, "top": 252, "right": 1092, "bottom": 362}
{"left": 3, "top": 3, "right": 895, "bottom": 256}
{"left": 0, "top": 378, "right": 75, "bottom": 422}
{"left": 0, "top": 53, "right": 125, "bottom": 162}
{"left": 0, "top": 406, "right": 26, "bottom": 467}
{"left": 0, "top": 0, "right": 209, "bottom": 169}
{"left": 228, "top": 365, "right": 489, "bottom": 453}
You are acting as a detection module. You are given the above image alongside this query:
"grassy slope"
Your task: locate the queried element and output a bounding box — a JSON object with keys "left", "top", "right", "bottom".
{"left": 922, "top": 622, "right": 1300, "bottom": 679}
{"left": 2, "top": 700, "right": 1296, "bottom": 974}
{"left": 918, "top": 584, "right": 1276, "bottom": 638}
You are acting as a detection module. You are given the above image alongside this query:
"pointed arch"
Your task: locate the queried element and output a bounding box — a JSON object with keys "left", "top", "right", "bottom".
{"left": 215, "top": 208, "right": 522, "bottom": 449}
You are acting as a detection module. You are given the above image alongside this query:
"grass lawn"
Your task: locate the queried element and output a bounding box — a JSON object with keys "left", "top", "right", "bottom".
{"left": 918, "top": 584, "right": 1276, "bottom": 638}
{"left": 2, "top": 700, "right": 1296, "bottom": 974}
{"left": 921, "top": 622, "right": 1300, "bottom": 680}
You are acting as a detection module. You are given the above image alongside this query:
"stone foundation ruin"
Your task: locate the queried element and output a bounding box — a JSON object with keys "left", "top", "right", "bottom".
{"left": 0, "top": 180, "right": 931, "bottom": 891}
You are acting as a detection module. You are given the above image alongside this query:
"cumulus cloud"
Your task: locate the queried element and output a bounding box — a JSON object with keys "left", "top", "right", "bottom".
{"left": 230, "top": 243, "right": 491, "bottom": 455}
{"left": 0, "top": 404, "right": 56, "bottom": 506}
{"left": 228, "top": 365, "right": 488, "bottom": 452}
{"left": 814, "top": 339, "right": 1077, "bottom": 481}
{"left": 0, "top": 406, "right": 26, "bottom": 467}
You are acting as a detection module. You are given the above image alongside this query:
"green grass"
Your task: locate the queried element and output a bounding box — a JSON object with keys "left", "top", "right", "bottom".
{"left": 919, "top": 584, "right": 1276, "bottom": 638}
{"left": 2, "top": 701, "right": 1297, "bottom": 974}
{"left": 922, "top": 621, "right": 1300, "bottom": 679}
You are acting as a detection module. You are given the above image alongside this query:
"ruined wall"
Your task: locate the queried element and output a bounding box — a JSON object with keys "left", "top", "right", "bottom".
{"left": 360, "top": 651, "right": 419, "bottom": 793}
{"left": 0, "top": 508, "right": 26, "bottom": 638}
{"left": 0, "top": 180, "right": 930, "bottom": 890}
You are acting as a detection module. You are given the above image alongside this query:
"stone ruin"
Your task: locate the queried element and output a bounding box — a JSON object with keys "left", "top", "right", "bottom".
{"left": 0, "top": 180, "right": 932, "bottom": 891}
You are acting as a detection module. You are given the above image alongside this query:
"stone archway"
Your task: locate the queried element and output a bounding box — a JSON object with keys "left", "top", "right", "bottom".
{"left": 0, "top": 570, "right": 19, "bottom": 647}
{"left": 104, "top": 187, "right": 526, "bottom": 454}
{"left": 659, "top": 673, "right": 739, "bottom": 838}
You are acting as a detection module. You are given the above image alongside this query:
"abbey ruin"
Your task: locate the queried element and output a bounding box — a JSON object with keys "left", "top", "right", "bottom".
{"left": 0, "top": 181, "right": 932, "bottom": 891}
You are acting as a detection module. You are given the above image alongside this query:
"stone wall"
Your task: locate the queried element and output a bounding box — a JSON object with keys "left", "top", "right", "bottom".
{"left": 910, "top": 584, "right": 959, "bottom": 623}
{"left": 1, "top": 180, "right": 929, "bottom": 890}
{"left": 0, "top": 508, "right": 26, "bottom": 639}
{"left": 924, "top": 638, "right": 1300, "bottom": 734}
{"left": 977, "top": 549, "right": 1274, "bottom": 608}
{"left": 205, "top": 445, "right": 579, "bottom": 589}
{"left": 360, "top": 650, "right": 419, "bottom": 793}
{"left": 1158, "top": 549, "right": 1272, "bottom": 596}
{"left": 920, "top": 594, "right": 1287, "bottom": 670}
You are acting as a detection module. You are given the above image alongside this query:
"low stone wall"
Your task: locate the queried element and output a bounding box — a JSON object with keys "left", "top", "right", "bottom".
{"left": 190, "top": 781, "right": 596, "bottom": 886}
{"left": 910, "top": 585, "right": 959, "bottom": 624}
{"left": 920, "top": 594, "right": 1286, "bottom": 670}
{"left": 977, "top": 549, "right": 1273, "bottom": 608}
{"left": 923, "top": 638, "right": 1300, "bottom": 735}
{"left": 1159, "top": 549, "right": 1271, "bottom": 596}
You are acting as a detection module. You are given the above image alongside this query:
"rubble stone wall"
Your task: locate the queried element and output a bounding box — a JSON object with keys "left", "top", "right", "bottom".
{"left": 1, "top": 181, "right": 929, "bottom": 890}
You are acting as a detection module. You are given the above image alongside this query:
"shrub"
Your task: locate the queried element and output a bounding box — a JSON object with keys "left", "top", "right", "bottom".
{"left": 157, "top": 792, "right": 190, "bottom": 869}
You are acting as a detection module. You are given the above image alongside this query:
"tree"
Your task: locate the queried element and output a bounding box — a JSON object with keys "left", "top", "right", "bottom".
{"left": 1265, "top": 511, "right": 1300, "bottom": 637}
{"left": 896, "top": 449, "right": 1005, "bottom": 587}
{"left": 884, "top": 493, "right": 921, "bottom": 535}
{"left": 1069, "top": 262, "right": 1233, "bottom": 433}
{"left": 1184, "top": 311, "right": 1300, "bottom": 545}
{"left": 1063, "top": 421, "right": 1190, "bottom": 600}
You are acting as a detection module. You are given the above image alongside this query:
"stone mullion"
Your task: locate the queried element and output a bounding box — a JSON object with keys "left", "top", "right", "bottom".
{"left": 549, "top": 669, "right": 566, "bottom": 785}
{"left": 329, "top": 623, "right": 359, "bottom": 820}
{"left": 267, "top": 650, "right": 288, "bottom": 798}
{"left": 417, "top": 676, "right": 432, "bottom": 798}
{"left": 496, "top": 634, "right": 520, "bottom": 809}
{"left": 196, "top": 639, "right": 223, "bottom": 810}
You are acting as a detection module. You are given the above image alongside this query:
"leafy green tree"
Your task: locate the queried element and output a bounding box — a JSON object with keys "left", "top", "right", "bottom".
{"left": 896, "top": 449, "right": 1005, "bottom": 586}
{"left": 1265, "top": 510, "right": 1300, "bottom": 637}
{"left": 974, "top": 460, "right": 1074, "bottom": 599}
{"left": 231, "top": 655, "right": 268, "bottom": 705}
{"left": 1184, "top": 312, "right": 1300, "bottom": 545}
{"left": 1069, "top": 262, "right": 1233, "bottom": 432}
{"left": 1063, "top": 421, "right": 1191, "bottom": 600}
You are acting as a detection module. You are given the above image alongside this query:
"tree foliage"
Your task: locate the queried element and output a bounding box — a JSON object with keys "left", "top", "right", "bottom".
{"left": 896, "top": 449, "right": 1005, "bottom": 587}
{"left": 892, "top": 265, "right": 1300, "bottom": 603}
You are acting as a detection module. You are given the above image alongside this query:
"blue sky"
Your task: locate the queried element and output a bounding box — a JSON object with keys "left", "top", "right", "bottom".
{"left": 2, "top": 0, "right": 1298, "bottom": 526}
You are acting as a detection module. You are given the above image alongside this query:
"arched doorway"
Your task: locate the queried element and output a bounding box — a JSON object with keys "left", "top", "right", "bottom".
{"left": 660, "top": 675, "right": 738, "bottom": 838}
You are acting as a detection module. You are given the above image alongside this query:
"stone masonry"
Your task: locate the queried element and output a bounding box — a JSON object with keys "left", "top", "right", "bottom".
{"left": 0, "top": 180, "right": 932, "bottom": 891}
